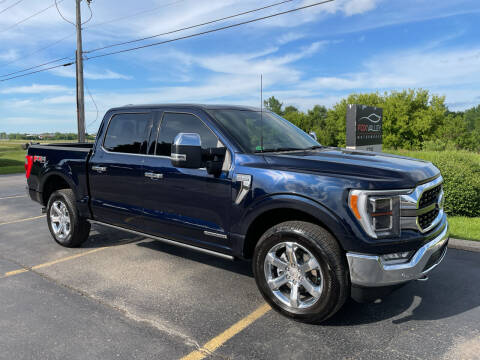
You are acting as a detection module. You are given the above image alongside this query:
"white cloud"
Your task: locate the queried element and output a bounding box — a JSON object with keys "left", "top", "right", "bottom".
{"left": 342, "top": 0, "right": 379, "bottom": 16}
{"left": 50, "top": 66, "right": 132, "bottom": 80}
{"left": 41, "top": 95, "right": 76, "bottom": 105}
{"left": 0, "top": 84, "right": 71, "bottom": 94}
{"left": 300, "top": 47, "right": 480, "bottom": 91}
{"left": 0, "top": 49, "right": 18, "bottom": 61}
{"left": 276, "top": 32, "right": 305, "bottom": 45}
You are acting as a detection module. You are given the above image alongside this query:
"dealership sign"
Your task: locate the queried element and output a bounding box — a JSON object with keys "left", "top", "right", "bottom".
{"left": 346, "top": 104, "right": 383, "bottom": 151}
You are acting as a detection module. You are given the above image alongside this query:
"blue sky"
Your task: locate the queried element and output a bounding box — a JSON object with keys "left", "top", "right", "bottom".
{"left": 0, "top": 0, "right": 479, "bottom": 133}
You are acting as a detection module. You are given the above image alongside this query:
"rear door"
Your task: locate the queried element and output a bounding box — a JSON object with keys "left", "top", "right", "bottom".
{"left": 89, "top": 111, "right": 153, "bottom": 230}
{"left": 141, "top": 109, "right": 233, "bottom": 253}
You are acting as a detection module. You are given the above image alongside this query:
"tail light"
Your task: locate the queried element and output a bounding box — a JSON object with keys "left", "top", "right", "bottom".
{"left": 25, "top": 155, "right": 33, "bottom": 179}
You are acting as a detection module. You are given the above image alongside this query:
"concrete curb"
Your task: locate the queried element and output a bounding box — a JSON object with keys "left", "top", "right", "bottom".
{"left": 448, "top": 238, "right": 480, "bottom": 253}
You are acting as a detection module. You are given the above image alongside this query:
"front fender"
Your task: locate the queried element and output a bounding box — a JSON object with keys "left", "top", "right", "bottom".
{"left": 238, "top": 193, "right": 354, "bottom": 251}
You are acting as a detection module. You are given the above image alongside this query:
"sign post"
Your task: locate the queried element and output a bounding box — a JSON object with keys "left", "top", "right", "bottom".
{"left": 346, "top": 104, "right": 383, "bottom": 152}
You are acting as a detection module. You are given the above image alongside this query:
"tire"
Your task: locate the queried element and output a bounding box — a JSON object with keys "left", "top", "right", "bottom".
{"left": 46, "top": 189, "right": 91, "bottom": 248}
{"left": 253, "top": 221, "right": 349, "bottom": 323}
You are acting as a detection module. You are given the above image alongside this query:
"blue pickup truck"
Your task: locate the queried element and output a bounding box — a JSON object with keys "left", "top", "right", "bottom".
{"left": 26, "top": 104, "right": 448, "bottom": 323}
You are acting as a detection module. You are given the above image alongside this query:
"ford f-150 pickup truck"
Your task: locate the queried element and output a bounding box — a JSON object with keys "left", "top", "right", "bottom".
{"left": 26, "top": 104, "right": 448, "bottom": 323}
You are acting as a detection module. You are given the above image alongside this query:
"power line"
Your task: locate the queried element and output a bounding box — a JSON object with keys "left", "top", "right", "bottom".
{"left": 0, "top": 0, "right": 24, "bottom": 15}
{"left": 55, "top": 0, "right": 75, "bottom": 25}
{"left": 85, "top": 82, "right": 99, "bottom": 130}
{"left": 85, "top": 0, "right": 185, "bottom": 29}
{"left": 0, "top": 0, "right": 64, "bottom": 33}
{"left": 84, "top": 0, "right": 297, "bottom": 54}
{"left": 2, "top": 0, "right": 293, "bottom": 78}
{"left": 0, "top": 0, "right": 334, "bottom": 82}
{"left": 54, "top": 0, "right": 92, "bottom": 26}
{"left": 0, "top": 61, "right": 74, "bottom": 82}
{"left": 0, "top": 56, "right": 73, "bottom": 78}
{"left": 84, "top": 0, "right": 334, "bottom": 61}
{"left": 1, "top": 32, "right": 75, "bottom": 67}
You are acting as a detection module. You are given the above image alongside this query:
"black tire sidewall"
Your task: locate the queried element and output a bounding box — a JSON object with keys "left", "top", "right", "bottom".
{"left": 253, "top": 223, "right": 346, "bottom": 322}
{"left": 46, "top": 189, "right": 89, "bottom": 247}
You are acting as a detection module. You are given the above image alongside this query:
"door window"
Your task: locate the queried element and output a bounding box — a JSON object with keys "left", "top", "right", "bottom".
{"left": 103, "top": 113, "right": 151, "bottom": 154}
{"left": 155, "top": 112, "right": 219, "bottom": 156}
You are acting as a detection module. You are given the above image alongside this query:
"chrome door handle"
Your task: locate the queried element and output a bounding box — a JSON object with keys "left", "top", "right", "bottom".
{"left": 144, "top": 172, "right": 163, "bottom": 179}
{"left": 92, "top": 165, "right": 107, "bottom": 173}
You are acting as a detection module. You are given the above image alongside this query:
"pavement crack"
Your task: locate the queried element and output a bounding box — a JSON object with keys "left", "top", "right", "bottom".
{"left": 0, "top": 242, "right": 203, "bottom": 351}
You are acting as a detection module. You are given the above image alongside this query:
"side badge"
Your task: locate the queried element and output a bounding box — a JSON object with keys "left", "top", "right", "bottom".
{"left": 235, "top": 174, "right": 252, "bottom": 205}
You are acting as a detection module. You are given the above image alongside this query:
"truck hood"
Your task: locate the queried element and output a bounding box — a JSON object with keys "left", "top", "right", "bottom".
{"left": 263, "top": 148, "right": 440, "bottom": 189}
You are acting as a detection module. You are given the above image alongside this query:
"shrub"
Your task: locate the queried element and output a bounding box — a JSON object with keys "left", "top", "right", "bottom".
{"left": 386, "top": 150, "right": 480, "bottom": 217}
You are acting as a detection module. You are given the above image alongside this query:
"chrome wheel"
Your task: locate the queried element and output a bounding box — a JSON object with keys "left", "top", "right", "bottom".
{"left": 264, "top": 241, "right": 324, "bottom": 309}
{"left": 50, "top": 200, "right": 71, "bottom": 240}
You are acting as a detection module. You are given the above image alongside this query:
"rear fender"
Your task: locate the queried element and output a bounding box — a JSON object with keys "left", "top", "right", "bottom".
{"left": 40, "top": 170, "right": 91, "bottom": 218}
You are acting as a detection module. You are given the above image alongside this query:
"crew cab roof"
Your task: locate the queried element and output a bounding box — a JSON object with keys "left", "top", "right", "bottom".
{"left": 108, "top": 104, "right": 261, "bottom": 112}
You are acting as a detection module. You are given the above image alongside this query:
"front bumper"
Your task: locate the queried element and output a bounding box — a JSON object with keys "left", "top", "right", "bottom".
{"left": 346, "top": 220, "right": 448, "bottom": 287}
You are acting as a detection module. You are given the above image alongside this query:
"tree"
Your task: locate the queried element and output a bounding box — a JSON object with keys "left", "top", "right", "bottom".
{"left": 464, "top": 104, "right": 480, "bottom": 131}
{"left": 284, "top": 105, "right": 298, "bottom": 114}
{"left": 271, "top": 89, "right": 472, "bottom": 150}
{"left": 264, "top": 96, "right": 283, "bottom": 115}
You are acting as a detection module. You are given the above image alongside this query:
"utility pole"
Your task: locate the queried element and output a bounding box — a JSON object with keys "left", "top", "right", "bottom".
{"left": 75, "top": 0, "right": 86, "bottom": 143}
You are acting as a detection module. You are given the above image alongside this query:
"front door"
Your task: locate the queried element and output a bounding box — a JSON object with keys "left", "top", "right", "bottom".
{"left": 89, "top": 112, "right": 152, "bottom": 230}
{"left": 141, "top": 110, "right": 232, "bottom": 253}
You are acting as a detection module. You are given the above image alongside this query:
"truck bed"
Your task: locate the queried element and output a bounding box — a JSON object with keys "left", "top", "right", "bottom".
{"left": 29, "top": 142, "right": 94, "bottom": 151}
{"left": 26, "top": 143, "right": 94, "bottom": 214}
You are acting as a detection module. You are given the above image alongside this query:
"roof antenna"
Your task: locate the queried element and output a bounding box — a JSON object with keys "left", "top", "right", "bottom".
{"left": 260, "top": 74, "right": 264, "bottom": 152}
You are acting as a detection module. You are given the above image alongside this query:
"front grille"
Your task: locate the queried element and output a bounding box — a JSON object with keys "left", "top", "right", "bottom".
{"left": 418, "top": 208, "right": 439, "bottom": 230}
{"left": 419, "top": 184, "right": 442, "bottom": 208}
{"left": 422, "top": 241, "right": 448, "bottom": 271}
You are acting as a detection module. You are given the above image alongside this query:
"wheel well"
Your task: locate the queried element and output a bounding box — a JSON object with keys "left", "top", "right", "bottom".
{"left": 42, "top": 175, "right": 70, "bottom": 205}
{"left": 243, "top": 208, "right": 328, "bottom": 259}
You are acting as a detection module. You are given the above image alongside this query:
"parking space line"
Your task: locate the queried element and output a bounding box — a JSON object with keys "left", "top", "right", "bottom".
{"left": 0, "top": 194, "right": 27, "bottom": 200}
{"left": 2, "top": 247, "right": 107, "bottom": 279}
{"left": 180, "top": 303, "right": 271, "bottom": 360}
{"left": 0, "top": 215, "right": 45, "bottom": 226}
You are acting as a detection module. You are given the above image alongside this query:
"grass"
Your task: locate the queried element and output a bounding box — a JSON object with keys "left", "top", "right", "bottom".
{"left": 0, "top": 140, "right": 78, "bottom": 175}
{"left": 0, "top": 142, "right": 26, "bottom": 175}
{"left": 448, "top": 217, "right": 480, "bottom": 241}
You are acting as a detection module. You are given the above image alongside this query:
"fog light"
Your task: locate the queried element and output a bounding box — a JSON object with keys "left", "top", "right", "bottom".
{"left": 381, "top": 251, "right": 413, "bottom": 264}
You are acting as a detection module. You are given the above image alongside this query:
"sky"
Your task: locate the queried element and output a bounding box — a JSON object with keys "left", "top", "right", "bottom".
{"left": 0, "top": 0, "right": 479, "bottom": 133}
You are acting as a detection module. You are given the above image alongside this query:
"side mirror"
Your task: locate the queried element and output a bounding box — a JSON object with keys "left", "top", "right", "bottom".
{"left": 309, "top": 131, "right": 318, "bottom": 141}
{"left": 171, "top": 133, "right": 202, "bottom": 169}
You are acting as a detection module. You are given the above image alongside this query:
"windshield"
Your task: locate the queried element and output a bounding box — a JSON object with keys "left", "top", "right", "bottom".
{"left": 208, "top": 109, "right": 320, "bottom": 153}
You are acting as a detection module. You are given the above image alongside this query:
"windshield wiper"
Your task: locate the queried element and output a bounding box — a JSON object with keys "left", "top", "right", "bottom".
{"left": 305, "top": 145, "right": 324, "bottom": 150}
{"left": 255, "top": 147, "right": 304, "bottom": 153}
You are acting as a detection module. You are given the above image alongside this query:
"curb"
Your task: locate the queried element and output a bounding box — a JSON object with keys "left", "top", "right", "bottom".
{"left": 448, "top": 238, "right": 480, "bottom": 253}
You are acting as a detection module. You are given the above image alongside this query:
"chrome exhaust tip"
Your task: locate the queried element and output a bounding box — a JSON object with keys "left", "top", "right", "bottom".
{"left": 416, "top": 275, "right": 429, "bottom": 282}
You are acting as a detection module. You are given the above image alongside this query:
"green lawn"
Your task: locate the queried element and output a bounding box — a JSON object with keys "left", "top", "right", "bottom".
{"left": 0, "top": 142, "right": 26, "bottom": 175}
{"left": 448, "top": 216, "right": 480, "bottom": 241}
{"left": 0, "top": 140, "right": 79, "bottom": 175}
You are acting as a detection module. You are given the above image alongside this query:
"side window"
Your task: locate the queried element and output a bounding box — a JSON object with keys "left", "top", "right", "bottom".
{"left": 156, "top": 112, "right": 219, "bottom": 156}
{"left": 103, "top": 113, "right": 151, "bottom": 154}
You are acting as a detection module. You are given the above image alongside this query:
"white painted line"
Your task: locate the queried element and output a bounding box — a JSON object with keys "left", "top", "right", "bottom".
{"left": 0, "top": 194, "right": 26, "bottom": 200}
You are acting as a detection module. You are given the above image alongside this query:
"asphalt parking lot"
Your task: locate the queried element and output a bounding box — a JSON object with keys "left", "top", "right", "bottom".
{"left": 0, "top": 173, "right": 479, "bottom": 360}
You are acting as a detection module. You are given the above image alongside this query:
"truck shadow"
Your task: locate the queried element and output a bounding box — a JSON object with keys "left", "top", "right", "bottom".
{"left": 82, "top": 227, "right": 479, "bottom": 325}
{"left": 136, "top": 239, "right": 254, "bottom": 277}
{"left": 325, "top": 249, "right": 480, "bottom": 326}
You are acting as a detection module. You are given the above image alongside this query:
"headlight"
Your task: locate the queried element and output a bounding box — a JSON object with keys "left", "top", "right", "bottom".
{"left": 348, "top": 189, "right": 409, "bottom": 238}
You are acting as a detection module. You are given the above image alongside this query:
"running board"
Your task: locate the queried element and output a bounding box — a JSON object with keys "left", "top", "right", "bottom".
{"left": 88, "top": 220, "right": 234, "bottom": 261}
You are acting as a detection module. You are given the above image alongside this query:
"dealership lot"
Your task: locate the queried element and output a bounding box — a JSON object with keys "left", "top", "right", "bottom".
{"left": 0, "top": 173, "right": 479, "bottom": 360}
